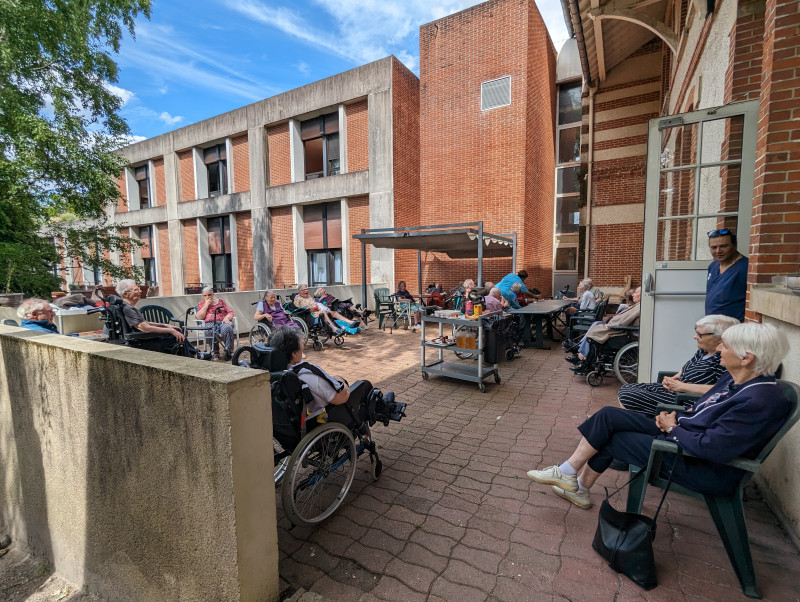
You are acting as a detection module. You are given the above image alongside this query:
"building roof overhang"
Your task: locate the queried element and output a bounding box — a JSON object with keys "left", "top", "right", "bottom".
{"left": 353, "top": 225, "right": 515, "bottom": 259}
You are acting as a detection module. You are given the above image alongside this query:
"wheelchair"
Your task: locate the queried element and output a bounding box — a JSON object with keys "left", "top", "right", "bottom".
{"left": 283, "top": 295, "right": 347, "bottom": 351}
{"left": 248, "top": 295, "right": 308, "bottom": 347}
{"left": 231, "top": 344, "right": 406, "bottom": 527}
{"left": 568, "top": 325, "right": 639, "bottom": 387}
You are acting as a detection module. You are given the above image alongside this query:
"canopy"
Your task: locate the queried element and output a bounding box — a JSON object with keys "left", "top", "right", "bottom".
{"left": 353, "top": 222, "right": 518, "bottom": 307}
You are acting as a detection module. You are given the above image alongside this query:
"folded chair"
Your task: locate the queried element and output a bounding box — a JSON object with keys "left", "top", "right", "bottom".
{"left": 626, "top": 380, "right": 800, "bottom": 599}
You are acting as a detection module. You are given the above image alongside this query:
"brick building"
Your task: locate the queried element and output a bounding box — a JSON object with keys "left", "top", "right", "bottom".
{"left": 59, "top": 0, "right": 565, "bottom": 297}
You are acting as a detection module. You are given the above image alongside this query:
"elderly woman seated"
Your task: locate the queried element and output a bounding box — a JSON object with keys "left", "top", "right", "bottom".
{"left": 196, "top": 286, "right": 236, "bottom": 360}
{"left": 315, "top": 288, "right": 368, "bottom": 329}
{"left": 17, "top": 298, "right": 59, "bottom": 333}
{"left": 618, "top": 314, "right": 739, "bottom": 417}
{"left": 394, "top": 280, "right": 423, "bottom": 328}
{"left": 293, "top": 285, "right": 356, "bottom": 335}
{"left": 528, "top": 322, "right": 791, "bottom": 509}
{"left": 254, "top": 291, "right": 301, "bottom": 330}
{"left": 565, "top": 278, "right": 596, "bottom": 316}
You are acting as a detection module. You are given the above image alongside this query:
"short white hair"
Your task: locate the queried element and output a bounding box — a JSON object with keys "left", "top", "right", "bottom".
{"left": 579, "top": 278, "right": 593, "bottom": 290}
{"left": 202, "top": 286, "right": 214, "bottom": 294}
{"left": 17, "top": 298, "right": 52, "bottom": 320}
{"left": 314, "top": 288, "right": 326, "bottom": 297}
{"left": 696, "top": 314, "right": 739, "bottom": 338}
{"left": 484, "top": 282, "right": 494, "bottom": 289}
{"left": 463, "top": 279, "right": 475, "bottom": 288}
{"left": 722, "top": 322, "right": 789, "bottom": 376}
{"left": 510, "top": 282, "right": 522, "bottom": 292}
{"left": 116, "top": 279, "right": 139, "bottom": 297}
{"left": 489, "top": 287, "right": 501, "bottom": 298}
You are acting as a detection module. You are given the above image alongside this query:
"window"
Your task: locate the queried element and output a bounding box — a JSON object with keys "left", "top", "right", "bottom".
{"left": 555, "top": 247, "right": 578, "bottom": 271}
{"left": 207, "top": 216, "right": 233, "bottom": 289}
{"left": 481, "top": 76, "right": 511, "bottom": 111}
{"left": 304, "top": 202, "right": 343, "bottom": 285}
{"left": 556, "top": 197, "right": 580, "bottom": 234}
{"left": 555, "top": 81, "right": 582, "bottom": 237}
{"left": 301, "top": 113, "right": 340, "bottom": 179}
{"left": 558, "top": 84, "right": 582, "bottom": 125}
{"left": 204, "top": 144, "right": 228, "bottom": 196}
{"left": 135, "top": 165, "right": 151, "bottom": 208}
{"left": 139, "top": 226, "right": 157, "bottom": 286}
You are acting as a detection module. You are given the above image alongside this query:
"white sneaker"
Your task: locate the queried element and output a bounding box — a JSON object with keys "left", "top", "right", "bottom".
{"left": 552, "top": 485, "right": 592, "bottom": 509}
{"left": 526, "top": 465, "right": 578, "bottom": 492}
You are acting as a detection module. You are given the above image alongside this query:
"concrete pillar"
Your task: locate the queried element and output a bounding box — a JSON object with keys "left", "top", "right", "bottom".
{"left": 292, "top": 205, "right": 307, "bottom": 285}
{"left": 193, "top": 147, "right": 208, "bottom": 200}
{"left": 164, "top": 145, "right": 186, "bottom": 293}
{"left": 197, "top": 217, "right": 212, "bottom": 285}
{"left": 367, "top": 88, "right": 394, "bottom": 287}
{"left": 248, "top": 125, "right": 273, "bottom": 289}
{"left": 338, "top": 103, "right": 348, "bottom": 174}
{"left": 289, "top": 119, "right": 304, "bottom": 183}
{"left": 125, "top": 168, "right": 140, "bottom": 211}
{"left": 228, "top": 212, "right": 238, "bottom": 290}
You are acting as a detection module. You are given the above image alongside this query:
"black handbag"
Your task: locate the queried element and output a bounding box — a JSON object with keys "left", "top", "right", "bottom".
{"left": 592, "top": 451, "right": 681, "bottom": 590}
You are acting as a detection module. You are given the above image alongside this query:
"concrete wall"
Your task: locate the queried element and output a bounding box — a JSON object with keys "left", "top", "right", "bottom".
{"left": 0, "top": 326, "right": 279, "bottom": 601}
{"left": 751, "top": 287, "right": 800, "bottom": 547}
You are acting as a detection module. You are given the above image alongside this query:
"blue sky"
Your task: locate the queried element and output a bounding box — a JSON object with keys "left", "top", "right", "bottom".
{"left": 113, "top": 0, "right": 571, "bottom": 141}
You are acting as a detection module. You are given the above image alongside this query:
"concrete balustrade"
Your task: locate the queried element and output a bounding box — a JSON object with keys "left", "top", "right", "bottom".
{"left": 0, "top": 325, "right": 280, "bottom": 601}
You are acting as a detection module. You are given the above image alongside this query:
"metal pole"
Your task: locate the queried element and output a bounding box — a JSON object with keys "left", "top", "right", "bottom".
{"left": 361, "top": 239, "right": 367, "bottom": 309}
{"left": 512, "top": 233, "right": 517, "bottom": 274}
{"left": 477, "top": 221, "right": 484, "bottom": 286}
{"left": 417, "top": 249, "right": 422, "bottom": 296}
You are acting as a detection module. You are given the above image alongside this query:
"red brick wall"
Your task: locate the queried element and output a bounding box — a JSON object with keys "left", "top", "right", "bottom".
{"left": 118, "top": 228, "right": 133, "bottom": 271}
{"left": 588, "top": 223, "right": 644, "bottom": 288}
{"left": 236, "top": 212, "right": 254, "bottom": 291}
{"left": 152, "top": 158, "right": 167, "bottom": 207}
{"left": 178, "top": 151, "right": 195, "bottom": 202}
{"left": 116, "top": 174, "right": 127, "bottom": 213}
{"left": 156, "top": 222, "right": 172, "bottom": 296}
{"left": 270, "top": 207, "right": 295, "bottom": 287}
{"left": 725, "top": 0, "right": 765, "bottom": 104}
{"left": 348, "top": 196, "right": 371, "bottom": 284}
{"left": 391, "top": 57, "right": 422, "bottom": 291}
{"left": 746, "top": 0, "right": 800, "bottom": 320}
{"left": 231, "top": 134, "right": 250, "bottom": 192}
{"left": 346, "top": 100, "right": 369, "bottom": 172}
{"left": 267, "top": 124, "right": 291, "bottom": 186}
{"left": 418, "top": 0, "right": 556, "bottom": 294}
{"left": 182, "top": 220, "right": 200, "bottom": 285}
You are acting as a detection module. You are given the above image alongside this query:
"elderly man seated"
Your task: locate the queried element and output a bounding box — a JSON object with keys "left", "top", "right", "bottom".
{"left": 17, "top": 298, "right": 59, "bottom": 333}
{"left": 484, "top": 287, "right": 507, "bottom": 313}
{"left": 112, "top": 279, "right": 196, "bottom": 355}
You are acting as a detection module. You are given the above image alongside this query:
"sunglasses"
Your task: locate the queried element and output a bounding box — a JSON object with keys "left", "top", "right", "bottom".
{"left": 707, "top": 228, "right": 731, "bottom": 238}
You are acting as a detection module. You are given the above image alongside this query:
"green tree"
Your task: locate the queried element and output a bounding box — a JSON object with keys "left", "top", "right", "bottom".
{"left": 0, "top": 0, "right": 151, "bottom": 296}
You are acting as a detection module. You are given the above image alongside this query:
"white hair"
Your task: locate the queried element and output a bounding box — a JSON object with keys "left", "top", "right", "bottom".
{"left": 579, "top": 278, "right": 593, "bottom": 290}
{"left": 484, "top": 282, "right": 494, "bottom": 290}
{"left": 463, "top": 279, "right": 475, "bottom": 288}
{"left": 314, "top": 288, "right": 326, "bottom": 297}
{"left": 489, "top": 287, "right": 501, "bottom": 298}
{"left": 17, "top": 298, "right": 52, "bottom": 320}
{"left": 202, "top": 286, "right": 214, "bottom": 294}
{"left": 116, "top": 279, "right": 139, "bottom": 297}
{"left": 511, "top": 282, "right": 522, "bottom": 292}
{"left": 722, "top": 322, "right": 788, "bottom": 376}
{"left": 696, "top": 314, "right": 739, "bottom": 338}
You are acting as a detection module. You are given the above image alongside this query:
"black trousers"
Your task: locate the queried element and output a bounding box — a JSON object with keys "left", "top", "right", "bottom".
{"left": 325, "top": 380, "right": 372, "bottom": 427}
{"left": 578, "top": 406, "right": 743, "bottom": 496}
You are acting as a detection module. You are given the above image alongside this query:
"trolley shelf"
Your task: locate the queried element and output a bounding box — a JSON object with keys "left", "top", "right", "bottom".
{"left": 422, "top": 360, "right": 497, "bottom": 381}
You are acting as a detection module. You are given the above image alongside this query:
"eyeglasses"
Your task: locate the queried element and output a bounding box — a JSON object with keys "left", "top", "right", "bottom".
{"left": 707, "top": 228, "right": 731, "bottom": 238}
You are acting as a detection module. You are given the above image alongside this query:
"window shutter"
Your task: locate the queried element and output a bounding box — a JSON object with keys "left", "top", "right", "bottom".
{"left": 304, "top": 205, "right": 324, "bottom": 249}
{"left": 481, "top": 76, "right": 511, "bottom": 111}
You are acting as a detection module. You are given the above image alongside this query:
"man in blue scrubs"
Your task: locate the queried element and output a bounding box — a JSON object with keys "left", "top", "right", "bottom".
{"left": 706, "top": 229, "right": 748, "bottom": 322}
{"left": 497, "top": 270, "right": 541, "bottom": 309}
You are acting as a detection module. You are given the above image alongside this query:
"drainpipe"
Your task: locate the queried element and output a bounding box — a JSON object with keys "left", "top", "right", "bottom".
{"left": 584, "top": 86, "right": 596, "bottom": 279}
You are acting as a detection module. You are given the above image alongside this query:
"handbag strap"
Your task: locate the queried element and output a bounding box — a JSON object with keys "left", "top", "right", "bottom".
{"left": 651, "top": 449, "right": 682, "bottom": 524}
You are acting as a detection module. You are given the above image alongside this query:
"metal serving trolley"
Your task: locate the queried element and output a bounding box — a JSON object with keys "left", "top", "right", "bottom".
{"left": 420, "top": 312, "right": 501, "bottom": 392}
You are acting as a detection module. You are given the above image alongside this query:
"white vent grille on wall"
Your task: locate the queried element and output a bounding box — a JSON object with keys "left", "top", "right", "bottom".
{"left": 481, "top": 76, "right": 511, "bottom": 111}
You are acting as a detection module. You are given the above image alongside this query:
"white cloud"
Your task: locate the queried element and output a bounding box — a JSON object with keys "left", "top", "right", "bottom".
{"left": 159, "top": 111, "right": 184, "bottom": 125}
{"left": 103, "top": 83, "right": 135, "bottom": 106}
{"left": 296, "top": 61, "right": 311, "bottom": 75}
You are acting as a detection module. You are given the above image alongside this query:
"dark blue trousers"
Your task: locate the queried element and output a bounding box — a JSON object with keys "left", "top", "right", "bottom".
{"left": 577, "top": 407, "right": 743, "bottom": 496}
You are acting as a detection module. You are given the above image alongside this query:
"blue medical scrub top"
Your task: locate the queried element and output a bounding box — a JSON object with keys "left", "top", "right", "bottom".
{"left": 705, "top": 256, "right": 748, "bottom": 322}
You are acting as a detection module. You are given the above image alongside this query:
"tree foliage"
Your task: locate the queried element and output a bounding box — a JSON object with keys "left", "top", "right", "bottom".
{"left": 0, "top": 0, "right": 151, "bottom": 296}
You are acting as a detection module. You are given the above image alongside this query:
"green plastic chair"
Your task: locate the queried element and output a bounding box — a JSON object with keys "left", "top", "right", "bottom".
{"left": 626, "top": 380, "right": 800, "bottom": 599}
{"left": 373, "top": 288, "right": 393, "bottom": 329}
{"left": 139, "top": 304, "right": 185, "bottom": 329}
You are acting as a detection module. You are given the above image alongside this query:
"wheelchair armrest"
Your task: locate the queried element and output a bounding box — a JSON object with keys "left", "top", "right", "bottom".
{"left": 609, "top": 325, "right": 639, "bottom": 331}
{"left": 675, "top": 392, "right": 701, "bottom": 405}
{"left": 124, "top": 331, "right": 163, "bottom": 342}
{"left": 656, "top": 371, "right": 677, "bottom": 383}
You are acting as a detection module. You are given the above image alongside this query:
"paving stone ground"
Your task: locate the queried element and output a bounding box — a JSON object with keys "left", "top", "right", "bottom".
{"left": 277, "top": 325, "right": 800, "bottom": 601}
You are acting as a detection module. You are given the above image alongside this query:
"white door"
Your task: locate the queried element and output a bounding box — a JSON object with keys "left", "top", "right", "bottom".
{"left": 638, "top": 101, "right": 758, "bottom": 382}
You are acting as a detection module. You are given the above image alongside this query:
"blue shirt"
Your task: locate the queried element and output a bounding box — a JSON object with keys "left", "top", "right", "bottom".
{"left": 705, "top": 256, "right": 748, "bottom": 321}
{"left": 497, "top": 274, "right": 528, "bottom": 309}
{"left": 21, "top": 319, "right": 59, "bottom": 333}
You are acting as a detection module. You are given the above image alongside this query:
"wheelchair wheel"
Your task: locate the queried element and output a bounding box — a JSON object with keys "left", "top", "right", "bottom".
{"left": 312, "top": 339, "right": 323, "bottom": 352}
{"left": 249, "top": 322, "right": 272, "bottom": 346}
{"left": 371, "top": 458, "right": 382, "bottom": 480}
{"left": 454, "top": 351, "right": 475, "bottom": 360}
{"left": 613, "top": 342, "right": 639, "bottom": 385}
{"left": 334, "top": 335, "right": 344, "bottom": 346}
{"left": 586, "top": 371, "right": 604, "bottom": 387}
{"left": 290, "top": 316, "right": 309, "bottom": 345}
{"left": 281, "top": 422, "right": 357, "bottom": 527}
{"left": 274, "top": 437, "right": 290, "bottom": 484}
{"left": 505, "top": 348, "right": 515, "bottom": 361}
{"left": 232, "top": 345, "right": 256, "bottom": 367}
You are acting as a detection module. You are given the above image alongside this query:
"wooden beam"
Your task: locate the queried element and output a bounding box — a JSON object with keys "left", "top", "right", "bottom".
{"left": 587, "top": 6, "right": 679, "bottom": 53}
{"left": 591, "top": 0, "right": 607, "bottom": 81}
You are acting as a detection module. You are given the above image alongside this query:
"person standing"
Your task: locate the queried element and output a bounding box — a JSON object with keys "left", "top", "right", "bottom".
{"left": 705, "top": 228, "right": 748, "bottom": 322}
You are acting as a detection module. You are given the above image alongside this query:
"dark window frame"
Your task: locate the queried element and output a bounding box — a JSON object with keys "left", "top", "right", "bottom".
{"left": 134, "top": 165, "right": 151, "bottom": 208}
{"left": 204, "top": 144, "right": 228, "bottom": 197}
{"left": 207, "top": 216, "right": 234, "bottom": 290}
{"left": 301, "top": 112, "right": 340, "bottom": 180}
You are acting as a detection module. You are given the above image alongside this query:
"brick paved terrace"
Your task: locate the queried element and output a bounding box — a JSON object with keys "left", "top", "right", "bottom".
{"left": 276, "top": 326, "right": 800, "bottom": 601}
